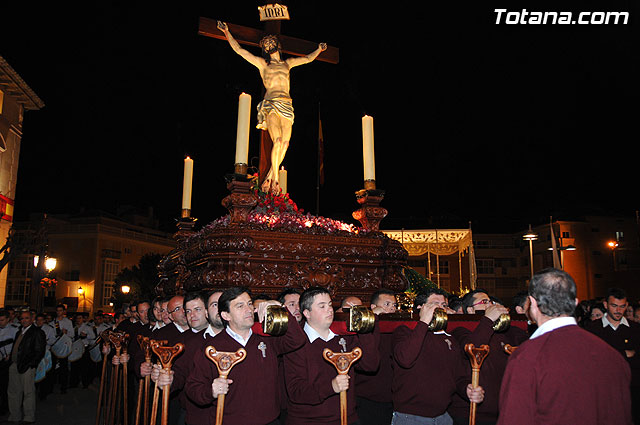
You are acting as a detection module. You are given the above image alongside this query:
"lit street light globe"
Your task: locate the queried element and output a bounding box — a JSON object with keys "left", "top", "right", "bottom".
{"left": 121, "top": 285, "right": 131, "bottom": 294}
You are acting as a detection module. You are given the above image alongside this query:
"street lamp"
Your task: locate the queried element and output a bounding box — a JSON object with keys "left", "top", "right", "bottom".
{"left": 78, "top": 286, "right": 84, "bottom": 296}
{"left": 523, "top": 225, "right": 538, "bottom": 279}
{"left": 121, "top": 285, "right": 131, "bottom": 294}
{"left": 547, "top": 244, "right": 576, "bottom": 270}
{"left": 33, "top": 255, "right": 57, "bottom": 272}
{"left": 608, "top": 241, "right": 619, "bottom": 271}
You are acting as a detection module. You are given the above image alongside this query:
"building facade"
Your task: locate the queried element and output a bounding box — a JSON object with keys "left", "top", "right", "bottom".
{"left": 387, "top": 214, "right": 640, "bottom": 305}
{"left": 4, "top": 212, "right": 176, "bottom": 314}
{"left": 0, "top": 56, "right": 44, "bottom": 307}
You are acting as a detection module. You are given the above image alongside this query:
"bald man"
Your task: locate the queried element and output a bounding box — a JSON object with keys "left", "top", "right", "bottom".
{"left": 336, "top": 296, "right": 363, "bottom": 313}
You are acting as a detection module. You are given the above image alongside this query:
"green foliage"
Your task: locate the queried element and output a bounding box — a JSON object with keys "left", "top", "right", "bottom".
{"left": 112, "top": 253, "right": 163, "bottom": 311}
{"left": 402, "top": 266, "right": 438, "bottom": 295}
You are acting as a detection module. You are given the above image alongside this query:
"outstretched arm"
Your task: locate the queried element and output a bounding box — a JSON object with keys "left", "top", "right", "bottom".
{"left": 217, "top": 21, "right": 265, "bottom": 69}
{"left": 287, "top": 43, "right": 327, "bottom": 68}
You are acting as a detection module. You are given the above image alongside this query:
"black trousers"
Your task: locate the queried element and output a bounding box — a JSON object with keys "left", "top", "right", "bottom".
{"left": 0, "top": 362, "right": 9, "bottom": 414}
{"left": 52, "top": 355, "right": 69, "bottom": 392}
{"left": 356, "top": 396, "right": 393, "bottom": 425}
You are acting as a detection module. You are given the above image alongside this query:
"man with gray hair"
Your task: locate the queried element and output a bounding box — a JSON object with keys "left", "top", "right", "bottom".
{"left": 498, "top": 268, "right": 632, "bottom": 424}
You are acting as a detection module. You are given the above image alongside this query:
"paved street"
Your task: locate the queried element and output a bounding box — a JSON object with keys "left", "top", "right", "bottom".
{"left": 1, "top": 380, "right": 99, "bottom": 425}
{"left": 35, "top": 382, "right": 98, "bottom": 425}
{"left": 39, "top": 381, "right": 98, "bottom": 425}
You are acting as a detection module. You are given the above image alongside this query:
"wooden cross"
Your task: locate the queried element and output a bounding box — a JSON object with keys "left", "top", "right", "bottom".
{"left": 198, "top": 6, "right": 339, "bottom": 182}
{"left": 205, "top": 346, "right": 247, "bottom": 425}
{"left": 464, "top": 344, "right": 490, "bottom": 425}
{"left": 150, "top": 341, "right": 184, "bottom": 425}
{"left": 323, "top": 347, "right": 362, "bottom": 425}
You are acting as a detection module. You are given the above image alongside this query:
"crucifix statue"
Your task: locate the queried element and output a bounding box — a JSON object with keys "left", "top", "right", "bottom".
{"left": 198, "top": 7, "right": 338, "bottom": 194}
{"left": 217, "top": 21, "right": 326, "bottom": 192}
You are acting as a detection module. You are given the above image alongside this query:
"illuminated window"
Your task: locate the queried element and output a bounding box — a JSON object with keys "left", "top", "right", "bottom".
{"left": 102, "top": 259, "right": 120, "bottom": 306}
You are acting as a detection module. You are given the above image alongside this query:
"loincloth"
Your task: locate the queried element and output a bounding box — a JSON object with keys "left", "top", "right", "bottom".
{"left": 256, "top": 98, "right": 294, "bottom": 130}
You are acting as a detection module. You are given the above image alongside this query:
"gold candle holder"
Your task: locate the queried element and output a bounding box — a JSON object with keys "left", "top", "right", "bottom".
{"left": 234, "top": 163, "right": 248, "bottom": 175}
{"left": 364, "top": 179, "right": 376, "bottom": 190}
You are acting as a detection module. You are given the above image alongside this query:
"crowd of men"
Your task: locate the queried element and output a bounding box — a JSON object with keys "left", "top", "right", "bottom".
{"left": 0, "top": 267, "right": 637, "bottom": 424}
{"left": 0, "top": 303, "right": 119, "bottom": 424}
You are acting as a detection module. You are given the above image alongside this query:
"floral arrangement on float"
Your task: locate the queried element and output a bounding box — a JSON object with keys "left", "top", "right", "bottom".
{"left": 194, "top": 174, "right": 364, "bottom": 238}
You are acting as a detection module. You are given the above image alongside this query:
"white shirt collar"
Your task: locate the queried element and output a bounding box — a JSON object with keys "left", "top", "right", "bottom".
{"left": 21, "top": 324, "right": 33, "bottom": 335}
{"left": 173, "top": 322, "right": 188, "bottom": 333}
{"left": 203, "top": 324, "right": 221, "bottom": 339}
{"left": 303, "top": 322, "right": 336, "bottom": 343}
{"left": 152, "top": 322, "right": 164, "bottom": 331}
{"left": 602, "top": 314, "right": 629, "bottom": 330}
{"left": 225, "top": 326, "right": 252, "bottom": 347}
{"left": 530, "top": 316, "right": 577, "bottom": 339}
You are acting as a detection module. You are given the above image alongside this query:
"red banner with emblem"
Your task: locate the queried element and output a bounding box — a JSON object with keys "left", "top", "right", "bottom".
{"left": 0, "top": 194, "right": 14, "bottom": 222}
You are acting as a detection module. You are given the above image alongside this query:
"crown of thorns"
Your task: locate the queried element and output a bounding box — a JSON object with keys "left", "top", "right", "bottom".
{"left": 260, "top": 35, "right": 281, "bottom": 51}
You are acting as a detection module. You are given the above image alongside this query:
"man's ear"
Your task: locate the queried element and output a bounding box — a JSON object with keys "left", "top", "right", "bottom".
{"left": 302, "top": 309, "right": 311, "bottom": 321}
{"left": 466, "top": 306, "right": 474, "bottom": 314}
{"left": 220, "top": 311, "right": 230, "bottom": 322}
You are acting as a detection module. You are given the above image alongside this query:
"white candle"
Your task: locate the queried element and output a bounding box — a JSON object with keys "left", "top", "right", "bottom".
{"left": 279, "top": 166, "right": 288, "bottom": 194}
{"left": 182, "top": 156, "right": 194, "bottom": 210}
{"left": 235, "top": 93, "right": 251, "bottom": 165}
{"left": 362, "top": 115, "right": 376, "bottom": 181}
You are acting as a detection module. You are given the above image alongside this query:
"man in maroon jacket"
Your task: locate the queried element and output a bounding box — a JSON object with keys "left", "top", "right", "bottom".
{"left": 448, "top": 289, "right": 528, "bottom": 425}
{"left": 154, "top": 290, "right": 225, "bottom": 425}
{"left": 498, "top": 268, "right": 632, "bottom": 425}
{"left": 586, "top": 286, "right": 640, "bottom": 423}
{"left": 284, "top": 286, "right": 380, "bottom": 425}
{"left": 355, "top": 288, "right": 398, "bottom": 425}
{"left": 185, "top": 287, "right": 305, "bottom": 425}
{"left": 392, "top": 287, "right": 483, "bottom": 424}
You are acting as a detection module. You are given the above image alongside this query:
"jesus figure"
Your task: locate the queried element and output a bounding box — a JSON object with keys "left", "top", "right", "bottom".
{"left": 217, "top": 21, "right": 327, "bottom": 193}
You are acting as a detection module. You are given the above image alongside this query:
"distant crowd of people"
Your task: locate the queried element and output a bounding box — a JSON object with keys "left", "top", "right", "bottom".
{"left": 0, "top": 304, "right": 128, "bottom": 423}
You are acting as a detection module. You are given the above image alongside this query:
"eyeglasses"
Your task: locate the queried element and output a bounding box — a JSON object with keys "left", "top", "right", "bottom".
{"left": 472, "top": 299, "right": 491, "bottom": 307}
{"left": 168, "top": 306, "right": 183, "bottom": 314}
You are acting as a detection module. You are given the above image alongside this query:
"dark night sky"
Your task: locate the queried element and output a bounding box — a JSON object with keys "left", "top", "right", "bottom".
{"left": 2, "top": 1, "right": 638, "bottom": 234}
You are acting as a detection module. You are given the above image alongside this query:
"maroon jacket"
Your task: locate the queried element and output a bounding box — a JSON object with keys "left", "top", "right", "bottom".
{"left": 185, "top": 314, "right": 305, "bottom": 425}
{"left": 392, "top": 322, "right": 470, "bottom": 419}
{"left": 448, "top": 316, "right": 529, "bottom": 422}
{"left": 284, "top": 324, "right": 380, "bottom": 425}
{"left": 133, "top": 322, "right": 185, "bottom": 380}
{"left": 171, "top": 328, "right": 210, "bottom": 425}
{"left": 355, "top": 332, "right": 393, "bottom": 403}
{"left": 586, "top": 317, "right": 640, "bottom": 387}
{"left": 121, "top": 321, "right": 152, "bottom": 378}
{"left": 498, "top": 324, "right": 632, "bottom": 425}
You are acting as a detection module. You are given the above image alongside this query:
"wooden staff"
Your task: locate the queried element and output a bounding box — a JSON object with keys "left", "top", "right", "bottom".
{"left": 504, "top": 344, "right": 518, "bottom": 355}
{"left": 121, "top": 333, "right": 131, "bottom": 425}
{"left": 204, "top": 346, "right": 247, "bottom": 425}
{"left": 95, "top": 330, "right": 112, "bottom": 425}
{"left": 149, "top": 361, "right": 161, "bottom": 425}
{"left": 322, "top": 347, "right": 362, "bottom": 425}
{"left": 151, "top": 340, "right": 184, "bottom": 425}
{"left": 134, "top": 336, "right": 151, "bottom": 425}
{"left": 464, "top": 343, "right": 490, "bottom": 425}
{"left": 104, "top": 351, "right": 114, "bottom": 425}
{"left": 108, "top": 331, "right": 126, "bottom": 425}
{"left": 148, "top": 340, "right": 167, "bottom": 425}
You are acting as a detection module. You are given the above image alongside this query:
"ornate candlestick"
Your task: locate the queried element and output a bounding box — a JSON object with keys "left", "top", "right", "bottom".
{"left": 222, "top": 173, "right": 257, "bottom": 224}
{"left": 352, "top": 180, "right": 387, "bottom": 232}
